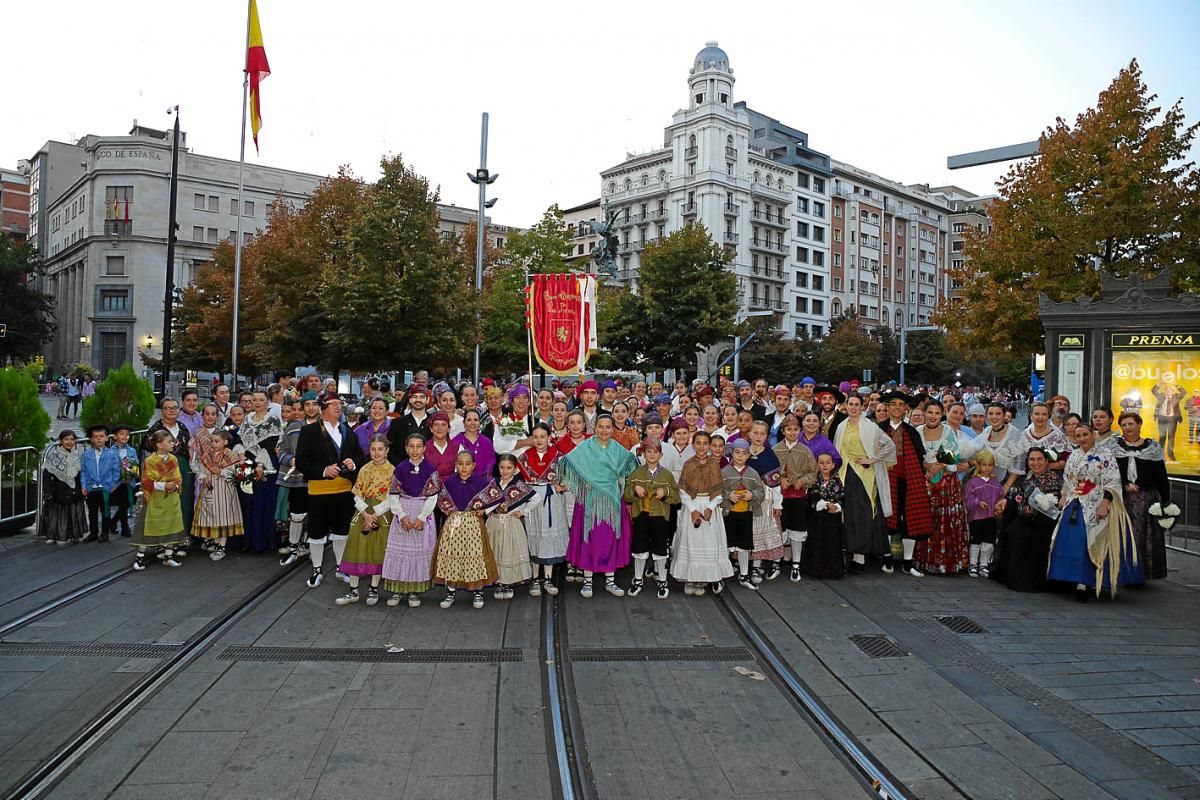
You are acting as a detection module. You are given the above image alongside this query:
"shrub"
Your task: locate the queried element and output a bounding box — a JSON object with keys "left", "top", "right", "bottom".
{"left": 79, "top": 364, "right": 156, "bottom": 431}
{"left": 0, "top": 367, "right": 51, "bottom": 450}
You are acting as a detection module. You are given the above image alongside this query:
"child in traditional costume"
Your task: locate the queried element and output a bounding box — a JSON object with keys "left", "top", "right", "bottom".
{"left": 81, "top": 424, "right": 120, "bottom": 542}
{"left": 964, "top": 449, "right": 1004, "bottom": 577}
{"left": 722, "top": 439, "right": 765, "bottom": 590}
{"left": 747, "top": 420, "right": 785, "bottom": 582}
{"left": 487, "top": 454, "right": 536, "bottom": 599}
{"left": 111, "top": 424, "right": 140, "bottom": 539}
{"left": 39, "top": 430, "right": 87, "bottom": 544}
{"left": 622, "top": 436, "right": 680, "bottom": 598}
{"left": 774, "top": 415, "right": 817, "bottom": 582}
{"left": 672, "top": 431, "right": 733, "bottom": 596}
{"left": 517, "top": 424, "right": 567, "bottom": 596}
{"left": 802, "top": 453, "right": 846, "bottom": 578}
{"left": 192, "top": 429, "right": 244, "bottom": 561}
{"left": 383, "top": 433, "right": 442, "bottom": 608}
{"left": 335, "top": 435, "right": 395, "bottom": 606}
{"left": 434, "top": 450, "right": 504, "bottom": 609}
{"left": 132, "top": 430, "right": 185, "bottom": 570}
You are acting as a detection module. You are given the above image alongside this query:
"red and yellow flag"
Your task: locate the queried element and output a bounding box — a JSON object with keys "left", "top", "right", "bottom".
{"left": 246, "top": 0, "right": 271, "bottom": 152}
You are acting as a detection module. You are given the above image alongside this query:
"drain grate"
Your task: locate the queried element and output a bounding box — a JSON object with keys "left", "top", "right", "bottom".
{"left": 936, "top": 615, "right": 987, "bottom": 634}
{"left": 0, "top": 641, "right": 180, "bottom": 658}
{"left": 216, "top": 646, "right": 522, "bottom": 663}
{"left": 849, "top": 634, "right": 908, "bottom": 659}
{"left": 569, "top": 646, "right": 754, "bottom": 663}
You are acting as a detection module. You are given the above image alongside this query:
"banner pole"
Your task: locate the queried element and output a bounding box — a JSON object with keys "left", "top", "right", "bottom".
{"left": 526, "top": 265, "right": 535, "bottom": 390}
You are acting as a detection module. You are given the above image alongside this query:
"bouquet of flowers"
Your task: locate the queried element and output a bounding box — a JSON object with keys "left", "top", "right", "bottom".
{"left": 120, "top": 459, "right": 140, "bottom": 484}
{"left": 930, "top": 444, "right": 958, "bottom": 484}
{"left": 1148, "top": 501, "right": 1181, "bottom": 530}
{"left": 1027, "top": 487, "right": 1060, "bottom": 520}
{"left": 499, "top": 416, "right": 528, "bottom": 439}
{"left": 228, "top": 460, "right": 257, "bottom": 494}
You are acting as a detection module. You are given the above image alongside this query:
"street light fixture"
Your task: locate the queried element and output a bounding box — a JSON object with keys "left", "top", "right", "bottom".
{"left": 79, "top": 335, "right": 90, "bottom": 347}
{"left": 466, "top": 112, "right": 498, "bottom": 386}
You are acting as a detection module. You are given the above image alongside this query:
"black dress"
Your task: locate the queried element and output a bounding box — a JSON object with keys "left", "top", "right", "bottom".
{"left": 996, "top": 469, "right": 1062, "bottom": 592}
{"left": 1114, "top": 438, "right": 1170, "bottom": 581}
{"left": 801, "top": 476, "right": 845, "bottom": 578}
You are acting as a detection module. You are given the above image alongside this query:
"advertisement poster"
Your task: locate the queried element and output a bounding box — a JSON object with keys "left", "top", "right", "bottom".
{"left": 1110, "top": 342, "right": 1200, "bottom": 476}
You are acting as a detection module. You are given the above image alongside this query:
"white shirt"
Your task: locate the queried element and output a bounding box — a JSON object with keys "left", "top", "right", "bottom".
{"left": 323, "top": 420, "right": 343, "bottom": 448}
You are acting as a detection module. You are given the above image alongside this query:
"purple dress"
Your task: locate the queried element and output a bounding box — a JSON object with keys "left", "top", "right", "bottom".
{"left": 453, "top": 432, "right": 496, "bottom": 478}
{"left": 559, "top": 438, "right": 639, "bottom": 574}
{"left": 382, "top": 458, "right": 442, "bottom": 595}
{"left": 801, "top": 432, "right": 842, "bottom": 469}
{"left": 354, "top": 418, "right": 392, "bottom": 455}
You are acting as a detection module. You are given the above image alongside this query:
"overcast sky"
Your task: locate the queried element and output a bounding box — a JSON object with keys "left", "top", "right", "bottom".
{"left": 5, "top": 0, "right": 1198, "bottom": 226}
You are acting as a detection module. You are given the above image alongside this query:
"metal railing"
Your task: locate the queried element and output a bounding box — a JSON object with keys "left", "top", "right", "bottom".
{"left": 0, "top": 429, "right": 149, "bottom": 536}
{"left": 1166, "top": 477, "right": 1199, "bottom": 556}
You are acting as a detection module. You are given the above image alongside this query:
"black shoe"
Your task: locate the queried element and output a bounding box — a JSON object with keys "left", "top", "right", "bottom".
{"left": 120, "top": 530, "right": 131, "bottom": 538}
{"left": 847, "top": 560, "right": 864, "bottom": 574}
{"left": 627, "top": 578, "right": 644, "bottom": 597}
{"left": 1075, "top": 588, "right": 1090, "bottom": 604}
{"left": 98, "top": 534, "right": 110, "bottom": 543}
{"left": 133, "top": 553, "right": 148, "bottom": 571}
{"left": 764, "top": 561, "right": 782, "bottom": 581}
{"left": 83, "top": 533, "right": 98, "bottom": 543}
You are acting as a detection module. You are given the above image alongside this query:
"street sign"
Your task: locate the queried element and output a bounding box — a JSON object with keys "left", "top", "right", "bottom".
{"left": 0, "top": 323, "right": 6, "bottom": 338}
{"left": 862, "top": 369, "right": 871, "bottom": 382}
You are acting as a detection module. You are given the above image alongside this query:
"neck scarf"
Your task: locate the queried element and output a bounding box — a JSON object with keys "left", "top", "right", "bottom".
{"left": 44, "top": 443, "right": 82, "bottom": 486}
{"left": 559, "top": 436, "right": 638, "bottom": 542}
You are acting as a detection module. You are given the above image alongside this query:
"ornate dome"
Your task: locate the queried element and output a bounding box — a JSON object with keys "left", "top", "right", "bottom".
{"left": 692, "top": 41, "right": 731, "bottom": 74}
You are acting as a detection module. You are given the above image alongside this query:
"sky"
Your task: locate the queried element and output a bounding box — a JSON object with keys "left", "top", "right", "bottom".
{"left": 4, "top": 0, "right": 1199, "bottom": 227}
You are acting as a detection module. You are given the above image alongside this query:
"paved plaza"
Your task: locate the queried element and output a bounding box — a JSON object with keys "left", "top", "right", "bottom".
{"left": 0, "top": 520, "right": 1197, "bottom": 800}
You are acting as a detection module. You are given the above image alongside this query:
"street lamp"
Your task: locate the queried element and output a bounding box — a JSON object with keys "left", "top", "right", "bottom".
{"left": 79, "top": 335, "right": 90, "bottom": 347}
{"left": 466, "top": 112, "right": 498, "bottom": 386}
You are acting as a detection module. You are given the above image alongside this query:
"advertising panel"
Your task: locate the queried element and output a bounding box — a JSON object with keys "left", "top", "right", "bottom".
{"left": 1109, "top": 338, "right": 1200, "bottom": 476}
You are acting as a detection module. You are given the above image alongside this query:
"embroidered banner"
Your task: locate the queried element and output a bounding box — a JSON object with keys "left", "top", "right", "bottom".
{"left": 529, "top": 273, "right": 597, "bottom": 376}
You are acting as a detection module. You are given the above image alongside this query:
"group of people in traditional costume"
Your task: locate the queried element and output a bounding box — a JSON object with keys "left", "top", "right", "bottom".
{"left": 36, "top": 370, "right": 1174, "bottom": 605}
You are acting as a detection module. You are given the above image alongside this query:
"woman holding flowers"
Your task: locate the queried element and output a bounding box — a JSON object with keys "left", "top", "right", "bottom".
{"left": 1113, "top": 411, "right": 1173, "bottom": 581}
{"left": 913, "top": 400, "right": 969, "bottom": 575}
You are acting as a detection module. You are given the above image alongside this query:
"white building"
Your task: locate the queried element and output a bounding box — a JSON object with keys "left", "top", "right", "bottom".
{"left": 591, "top": 43, "right": 833, "bottom": 342}
{"left": 36, "top": 123, "right": 324, "bottom": 377}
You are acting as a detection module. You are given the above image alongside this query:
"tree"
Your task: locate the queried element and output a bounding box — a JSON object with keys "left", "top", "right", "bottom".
{"left": 504, "top": 205, "right": 574, "bottom": 274}
{"left": 79, "top": 363, "right": 156, "bottom": 430}
{"left": 738, "top": 317, "right": 818, "bottom": 382}
{"left": 0, "top": 236, "right": 56, "bottom": 366}
{"left": 0, "top": 367, "right": 50, "bottom": 450}
{"left": 817, "top": 313, "right": 879, "bottom": 380}
{"left": 636, "top": 223, "right": 738, "bottom": 372}
{"left": 936, "top": 59, "right": 1200, "bottom": 360}
{"left": 173, "top": 240, "right": 266, "bottom": 378}
{"left": 591, "top": 284, "right": 647, "bottom": 371}
{"left": 871, "top": 327, "right": 900, "bottom": 383}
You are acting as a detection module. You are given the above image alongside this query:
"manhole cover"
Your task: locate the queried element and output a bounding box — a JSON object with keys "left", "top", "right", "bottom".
{"left": 216, "top": 646, "right": 521, "bottom": 663}
{"left": 0, "top": 641, "right": 179, "bottom": 658}
{"left": 849, "top": 634, "right": 908, "bottom": 659}
{"left": 936, "top": 615, "right": 987, "bottom": 634}
{"left": 569, "top": 646, "right": 754, "bottom": 662}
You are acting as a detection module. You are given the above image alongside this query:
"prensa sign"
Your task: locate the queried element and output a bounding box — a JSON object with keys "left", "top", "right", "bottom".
{"left": 1111, "top": 332, "right": 1198, "bottom": 350}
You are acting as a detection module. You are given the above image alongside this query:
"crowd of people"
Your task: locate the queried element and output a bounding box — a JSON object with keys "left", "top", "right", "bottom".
{"left": 35, "top": 369, "right": 1176, "bottom": 607}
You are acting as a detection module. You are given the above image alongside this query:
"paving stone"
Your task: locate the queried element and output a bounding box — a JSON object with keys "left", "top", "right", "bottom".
{"left": 924, "top": 743, "right": 1057, "bottom": 800}
{"left": 352, "top": 671, "right": 435, "bottom": 710}
{"left": 1156, "top": 746, "right": 1200, "bottom": 767}
{"left": 877, "top": 706, "right": 984, "bottom": 751}
{"left": 1128, "top": 729, "right": 1200, "bottom": 747}
{"left": 1027, "top": 729, "right": 1141, "bottom": 782}
{"left": 174, "top": 689, "right": 276, "bottom": 732}
{"left": 103, "top": 784, "right": 212, "bottom": 800}
{"left": 1098, "top": 777, "right": 1188, "bottom": 800}
{"left": 402, "top": 773, "right": 492, "bottom": 799}
{"left": 966, "top": 721, "right": 1064, "bottom": 768}
{"left": 856, "top": 731, "right": 940, "bottom": 784}
{"left": 124, "top": 731, "right": 245, "bottom": 785}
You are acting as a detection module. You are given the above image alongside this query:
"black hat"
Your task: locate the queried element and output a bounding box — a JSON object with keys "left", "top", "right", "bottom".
{"left": 86, "top": 423, "right": 110, "bottom": 436}
{"left": 111, "top": 423, "right": 133, "bottom": 434}
{"left": 880, "top": 388, "right": 919, "bottom": 408}
{"left": 812, "top": 385, "right": 846, "bottom": 404}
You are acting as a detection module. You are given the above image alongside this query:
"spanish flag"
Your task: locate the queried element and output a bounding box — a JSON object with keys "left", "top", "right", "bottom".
{"left": 246, "top": 0, "right": 271, "bottom": 152}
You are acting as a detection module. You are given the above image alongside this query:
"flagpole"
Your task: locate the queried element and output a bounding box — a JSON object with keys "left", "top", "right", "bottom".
{"left": 230, "top": 0, "right": 251, "bottom": 389}
{"left": 525, "top": 265, "right": 534, "bottom": 391}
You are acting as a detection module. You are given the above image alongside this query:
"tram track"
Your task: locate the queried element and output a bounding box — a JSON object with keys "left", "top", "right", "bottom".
{"left": 1, "top": 556, "right": 308, "bottom": 800}
{"left": 0, "top": 562, "right": 134, "bottom": 639}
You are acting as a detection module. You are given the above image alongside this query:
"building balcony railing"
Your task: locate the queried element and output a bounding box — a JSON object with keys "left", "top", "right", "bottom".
{"left": 649, "top": 207, "right": 667, "bottom": 221}
{"left": 747, "top": 298, "right": 787, "bottom": 312}
{"left": 753, "top": 210, "right": 788, "bottom": 228}
{"left": 682, "top": 203, "right": 697, "bottom": 216}
{"left": 685, "top": 146, "right": 698, "bottom": 158}
{"left": 725, "top": 146, "right": 737, "bottom": 159}
{"left": 724, "top": 231, "right": 739, "bottom": 244}
{"left": 724, "top": 203, "right": 740, "bottom": 216}
{"left": 750, "top": 237, "right": 786, "bottom": 253}
{"left": 751, "top": 266, "right": 787, "bottom": 282}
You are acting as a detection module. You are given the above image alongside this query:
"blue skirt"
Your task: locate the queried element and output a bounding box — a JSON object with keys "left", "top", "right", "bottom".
{"left": 1047, "top": 499, "right": 1144, "bottom": 589}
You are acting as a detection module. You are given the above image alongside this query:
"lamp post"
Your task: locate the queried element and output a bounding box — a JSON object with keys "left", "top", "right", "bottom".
{"left": 160, "top": 106, "right": 181, "bottom": 400}
{"left": 897, "top": 323, "right": 938, "bottom": 386}
{"left": 466, "top": 112, "right": 498, "bottom": 386}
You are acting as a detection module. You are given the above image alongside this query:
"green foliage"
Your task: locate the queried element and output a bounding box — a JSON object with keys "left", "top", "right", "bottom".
{"left": 79, "top": 364, "right": 156, "bottom": 431}
{"left": 635, "top": 223, "right": 738, "bottom": 372}
{"left": 19, "top": 360, "right": 45, "bottom": 385}
{"left": 0, "top": 236, "right": 56, "bottom": 365}
{"left": 0, "top": 367, "right": 51, "bottom": 450}
{"left": 504, "top": 205, "right": 574, "bottom": 274}
{"left": 592, "top": 284, "right": 646, "bottom": 371}
{"left": 480, "top": 259, "right": 528, "bottom": 375}
{"left": 937, "top": 59, "right": 1200, "bottom": 360}
{"left": 816, "top": 313, "right": 879, "bottom": 381}
{"left": 737, "top": 318, "right": 818, "bottom": 382}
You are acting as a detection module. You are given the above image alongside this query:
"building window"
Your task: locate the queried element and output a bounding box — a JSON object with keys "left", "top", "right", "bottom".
{"left": 208, "top": 195, "right": 219, "bottom": 211}
{"left": 812, "top": 299, "right": 824, "bottom": 315}
{"left": 833, "top": 278, "right": 841, "bottom": 291}
{"left": 104, "top": 186, "right": 134, "bottom": 234}
{"left": 688, "top": 162, "right": 695, "bottom": 176}
{"left": 812, "top": 226, "right": 824, "bottom": 243}
{"left": 812, "top": 324, "right": 823, "bottom": 337}
{"left": 832, "top": 299, "right": 841, "bottom": 316}
{"left": 244, "top": 200, "right": 255, "bottom": 217}
{"left": 104, "top": 255, "right": 125, "bottom": 276}
{"left": 796, "top": 173, "right": 809, "bottom": 189}
{"left": 99, "top": 289, "right": 129, "bottom": 313}
{"left": 832, "top": 253, "right": 841, "bottom": 267}
{"left": 795, "top": 297, "right": 808, "bottom": 313}
{"left": 193, "top": 226, "right": 205, "bottom": 241}
{"left": 813, "top": 201, "right": 825, "bottom": 218}
{"left": 695, "top": 93, "right": 704, "bottom": 104}
{"left": 796, "top": 197, "right": 809, "bottom": 215}
{"left": 812, "top": 177, "right": 825, "bottom": 194}
{"left": 231, "top": 198, "right": 239, "bottom": 215}
{"left": 796, "top": 246, "right": 809, "bottom": 263}
{"left": 811, "top": 251, "right": 824, "bottom": 267}
{"left": 833, "top": 228, "right": 842, "bottom": 243}
{"left": 796, "top": 271, "right": 808, "bottom": 288}
{"left": 194, "top": 193, "right": 206, "bottom": 211}
{"left": 796, "top": 221, "right": 809, "bottom": 239}
{"left": 207, "top": 228, "right": 219, "bottom": 244}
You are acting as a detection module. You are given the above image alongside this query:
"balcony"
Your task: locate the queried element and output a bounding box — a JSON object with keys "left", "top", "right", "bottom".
{"left": 685, "top": 146, "right": 698, "bottom": 159}
{"left": 747, "top": 298, "right": 787, "bottom": 312}
{"left": 682, "top": 203, "right": 697, "bottom": 216}
{"left": 753, "top": 210, "right": 788, "bottom": 229}
{"left": 725, "top": 146, "right": 737, "bottom": 159}
{"left": 751, "top": 265, "right": 787, "bottom": 282}
{"left": 649, "top": 207, "right": 667, "bottom": 221}
{"left": 724, "top": 231, "right": 739, "bottom": 245}
{"left": 724, "top": 203, "right": 740, "bottom": 216}
{"left": 750, "top": 237, "right": 786, "bottom": 253}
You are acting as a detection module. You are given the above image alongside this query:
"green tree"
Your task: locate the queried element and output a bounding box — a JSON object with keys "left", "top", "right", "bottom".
{"left": 738, "top": 317, "right": 818, "bottom": 382}
{"left": 817, "top": 313, "right": 879, "bottom": 380}
{"left": 936, "top": 59, "right": 1200, "bottom": 360}
{"left": 79, "top": 363, "right": 156, "bottom": 430}
{"left": 172, "top": 240, "right": 265, "bottom": 379}
{"left": 637, "top": 223, "right": 738, "bottom": 372}
{"left": 0, "top": 236, "right": 56, "bottom": 365}
{"left": 592, "top": 284, "right": 647, "bottom": 371}
{"left": 0, "top": 367, "right": 50, "bottom": 449}
{"left": 504, "top": 205, "right": 574, "bottom": 274}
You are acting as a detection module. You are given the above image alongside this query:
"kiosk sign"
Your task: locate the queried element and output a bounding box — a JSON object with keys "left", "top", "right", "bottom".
{"left": 1109, "top": 331, "right": 1199, "bottom": 476}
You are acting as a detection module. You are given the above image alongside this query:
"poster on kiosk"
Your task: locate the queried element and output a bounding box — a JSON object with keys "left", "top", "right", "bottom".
{"left": 1109, "top": 332, "right": 1200, "bottom": 477}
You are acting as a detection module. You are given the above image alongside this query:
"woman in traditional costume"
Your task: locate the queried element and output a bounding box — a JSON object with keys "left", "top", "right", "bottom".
{"left": 192, "top": 429, "right": 244, "bottom": 561}
{"left": 516, "top": 424, "right": 567, "bottom": 596}
{"left": 353, "top": 398, "right": 393, "bottom": 457}
{"left": 1113, "top": 411, "right": 1171, "bottom": 581}
{"left": 993, "top": 448, "right": 1061, "bottom": 591}
{"left": 747, "top": 420, "right": 785, "bottom": 582}
{"left": 39, "top": 430, "right": 87, "bottom": 544}
{"left": 548, "top": 400, "right": 569, "bottom": 444}
{"left": 424, "top": 411, "right": 459, "bottom": 481}
{"left": 721, "top": 439, "right": 765, "bottom": 590}
{"left": 802, "top": 452, "right": 846, "bottom": 578}
{"left": 131, "top": 430, "right": 186, "bottom": 569}
{"left": 672, "top": 430, "right": 733, "bottom": 595}
{"left": 774, "top": 414, "right": 817, "bottom": 582}
{"left": 799, "top": 411, "right": 841, "bottom": 469}
{"left": 453, "top": 408, "right": 496, "bottom": 479}
{"left": 1011, "top": 402, "right": 1069, "bottom": 479}
{"left": 555, "top": 409, "right": 591, "bottom": 582}
{"left": 335, "top": 435, "right": 395, "bottom": 606}
{"left": 1047, "top": 423, "right": 1144, "bottom": 601}
{"left": 914, "top": 400, "right": 969, "bottom": 575}
{"left": 610, "top": 401, "right": 641, "bottom": 450}
{"left": 559, "top": 414, "right": 639, "bottom": 598}
{"left": 240, "top": 391, "right": 282, "bottom": 552}
{"left": 433, "top": 449, "right": 504, "bottom": 609}
{"left": 382, "top": 434, "right": 442, "bottom": 607}
{"left": 832, "top": 394, "right": 896, "bottom": 573}
{"left": 486, "top": 454, "right": 535, "bottom": 599}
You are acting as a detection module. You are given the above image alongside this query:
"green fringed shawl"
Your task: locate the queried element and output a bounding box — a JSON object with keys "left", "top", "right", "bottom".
{"left": 558, "top": 437, "right": 639, "bottom": 542}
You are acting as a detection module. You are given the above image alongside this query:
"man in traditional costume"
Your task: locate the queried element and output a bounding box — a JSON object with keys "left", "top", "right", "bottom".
{"left": 278, "top": 392, "right": 319, "bottom": 566}
{"left": 389, "top": 385, "right": 432, "bottom": 453}
{"left": 878, "top": 389, "right": 933, "bottom": 577}
{"left": 814, "top": 385, "right": 847, "bottom": 438}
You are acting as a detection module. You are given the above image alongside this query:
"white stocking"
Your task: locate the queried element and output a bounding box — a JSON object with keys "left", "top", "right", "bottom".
{"left": 653, "top": 556, "right": 668, "bottom": 582}
{"left": 736, "top": 549, "right": 750, "bottom": 576}
{"left": 901, "top": 539, "right": 916, "bottom": 561}
{"left": 969, "top": 544, "right": 981, "bottom": 567}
